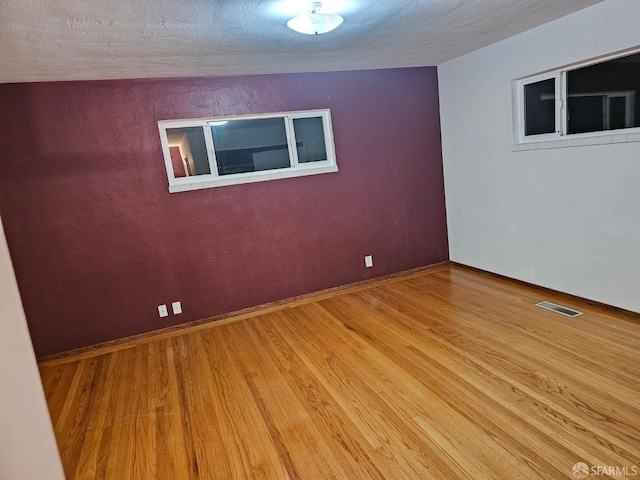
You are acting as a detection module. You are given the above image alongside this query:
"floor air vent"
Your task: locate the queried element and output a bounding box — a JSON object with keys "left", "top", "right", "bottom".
{"left": 536, "top": 301, "right": 583, "bottom": 317}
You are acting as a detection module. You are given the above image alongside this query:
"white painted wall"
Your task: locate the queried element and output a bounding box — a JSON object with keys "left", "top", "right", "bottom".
{"left": 439, "top": 0, "right": 640, "bottom": 313}
{"left": 0, "top": 217, "right": 65, "bottom": 480}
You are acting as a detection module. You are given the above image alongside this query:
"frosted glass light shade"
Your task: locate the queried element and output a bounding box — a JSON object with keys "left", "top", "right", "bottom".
{"left": 287, "top": 12, "right": 344, "bottom": 35}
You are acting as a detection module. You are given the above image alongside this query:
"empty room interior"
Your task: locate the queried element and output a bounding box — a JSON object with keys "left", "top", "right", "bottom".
{"left": 1, "top": 0, "right": 640, "bottom": 478}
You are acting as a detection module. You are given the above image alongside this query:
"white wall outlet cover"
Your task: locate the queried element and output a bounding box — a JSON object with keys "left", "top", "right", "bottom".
{"left": 172, "top": 301, "right": 182, "bottom": 315}
{"left": 365, "top": 255, "right": 373, "bottom": 267}
{"left": 158, "top": 304, "right": 168, "bottom": 317}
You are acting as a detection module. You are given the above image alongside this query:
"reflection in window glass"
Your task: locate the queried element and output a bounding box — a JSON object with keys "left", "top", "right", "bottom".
{"left": 567, "top": 52, "right": 639, "bottom": 134}
{"left": 610, "top": 96, "right": 628, "bottom": 130}
{"left": 210, "top": 118, "right": 291, "bottom": 176}
{"left": 165, "top": 127, "right": 210, "bottom": 177}
{"left": 524, "top": 78, "right": 556, "bottom": 136}
{"left": 567, "top": 96, "right": 604, "bottom": 134}
{"left": 293, "top": 117, "right": 328, "bottom": 163}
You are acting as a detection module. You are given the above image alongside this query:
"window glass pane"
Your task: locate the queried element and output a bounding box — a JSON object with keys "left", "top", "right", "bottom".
{"left": 524, "top": 78, "right": 556, "bottom": 136}
{"left": 210, "top": 118, "right": 291, "bottom": 176}
{"left": 165, "top": 127, "right": 210, "bottom": 177}
{"left": 610, "top": 96, "right": 627, "bottom": 130}
{"left": 567, "top": 52, "right": 639, "bottom": 134}
{"left": 567, "top": 96, "right": 604, "bottom": 134}
{"left": 293, "top": 117, "right": 328, "bottom": 163}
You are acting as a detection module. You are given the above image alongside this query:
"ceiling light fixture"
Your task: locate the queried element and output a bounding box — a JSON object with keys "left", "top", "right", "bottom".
{"left": 287, "top": 2, "right": 344, "bottom": 35}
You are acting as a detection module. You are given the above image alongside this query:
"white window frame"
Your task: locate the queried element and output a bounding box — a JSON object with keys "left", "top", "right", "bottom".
{"left": 513, "top": 47, "right": 640, "bottom": 146}
{"left": 158, "top": 109, "right": 338, "bottom": 193}
{"left": 516, "top": 71, "right": 563, "bottom": 143}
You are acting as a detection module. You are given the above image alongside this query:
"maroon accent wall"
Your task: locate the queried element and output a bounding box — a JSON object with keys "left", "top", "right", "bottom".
{"left": 0, "top": 68, "right": 448, "bottom": 357}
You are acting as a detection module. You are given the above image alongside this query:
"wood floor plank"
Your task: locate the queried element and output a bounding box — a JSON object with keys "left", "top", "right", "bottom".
{"left": 327, "top": 291, "right": 634, "bottom": 473}
{"left": 349, "top": 286, "right": 640, "bottom": 467}
{"left": 171, "top": 333, "right": 230, "bottom": 479}
{"left": 196, "top": 328, "right": 290, "bottom": 479}
{"left": 38, "top": 265, "right": 640, "bottom": 479}
{"left": 226, "top": 318, "right": 352, "bottom": 480}
{"left": 39, "top": 360, "right": 79, "bottom": 426}
{"left": 55, "top": 357, "right": 103, "bottom": 479}
{"left": 156, "top": 337, "right": 198, "bottom": 480}
{"left": 113, "top": 346, "right": 148, "bottom": 479}
{"left": 104, "top": 348, "right": 139, "bottom": 479}
{"left": 412, "top": 271, "right": 640, "bottom": 369}
{"left": 293, "top": 301, "right": 545, "bottom": 479}
{"left": 379, "top": 281, "right": 640, "bottom": 446}
{"left": 73, "top": 353, "right": 116, "bottom": 480}
{"left": 245, "top": 314, "right": 390, "bottom": 480}
{"left": 318, "top": 294, "right": 567, "bottom": 473}
{"left": 270, "top": 306, "right": 473, "bottom": 479}
{"left": 398, "top": 277, "right": 640, "bottom": 407}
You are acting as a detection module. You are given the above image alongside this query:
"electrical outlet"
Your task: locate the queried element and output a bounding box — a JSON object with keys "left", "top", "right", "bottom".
{"left": 172, "top": 301, "right": 182, "bottom": 315}
{"left": 365, "top": 255, "right": 373, "bottom": 268}
{"left": 158, "top": 304, "right": 168, "bottom": 317}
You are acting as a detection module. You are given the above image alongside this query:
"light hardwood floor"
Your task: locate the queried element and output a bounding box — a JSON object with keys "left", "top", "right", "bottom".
{"left": 39, "top": 265, "right": 640, "bottom": 479}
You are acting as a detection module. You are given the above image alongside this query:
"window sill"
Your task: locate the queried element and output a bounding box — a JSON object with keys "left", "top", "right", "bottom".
{"left": 513, "top": 132, "right": 640, "bottom": 152}
{"left": 168, "top": 164, "right": 338, "bottom": 193}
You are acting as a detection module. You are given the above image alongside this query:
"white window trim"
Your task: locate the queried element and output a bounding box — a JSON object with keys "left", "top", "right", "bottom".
{"left": 515, "top": 71, "right": 562, "bottom": 143}
{"left": 513, "top": 46, "right": 640, "bottom": 149}
{"left": 158, "top": 109, "right": 338, "bottom": 192}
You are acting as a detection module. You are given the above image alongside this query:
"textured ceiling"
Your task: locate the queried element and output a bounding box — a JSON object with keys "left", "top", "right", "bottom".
{"left": 0, "top": 0, "right": 603, "bottom": 83}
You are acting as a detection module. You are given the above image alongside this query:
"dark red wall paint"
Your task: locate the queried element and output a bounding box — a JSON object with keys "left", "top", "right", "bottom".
{"left": 0, "top": 68, "right": 448, "bottom": 357}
